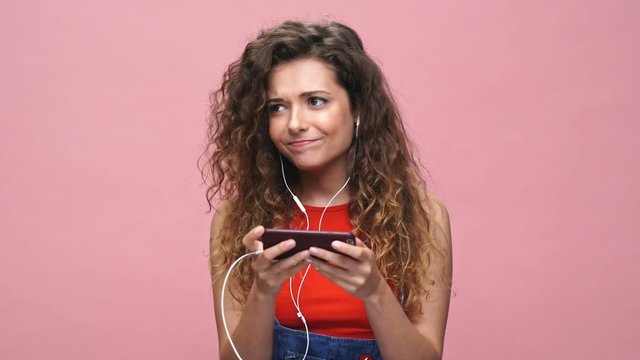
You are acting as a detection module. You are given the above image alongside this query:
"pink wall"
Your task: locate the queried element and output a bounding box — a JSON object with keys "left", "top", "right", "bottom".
{"left": 1, "top": 1, "right": 638, "bottom": 359}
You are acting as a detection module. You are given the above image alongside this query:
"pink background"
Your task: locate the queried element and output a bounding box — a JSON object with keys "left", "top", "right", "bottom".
{"left": 1, "top": 1, "right": 638, "bottom": 359}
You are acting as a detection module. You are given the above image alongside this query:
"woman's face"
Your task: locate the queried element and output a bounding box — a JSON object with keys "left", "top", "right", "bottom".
{"left": 267, "top": 58, "right": 355, "bottom": 175}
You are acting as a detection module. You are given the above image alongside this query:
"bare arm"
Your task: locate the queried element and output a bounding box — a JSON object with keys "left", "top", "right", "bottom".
{"left": 213, "top": 278, "right": 276, "bottom": 360}
{"left": 210, "top": 203, "right": 311, "bottom": 360}
{"left": 366, "top": 197, "right": 452, "bottom": 359}
{"left": 308, "top": 197, "right": 453, "bottom": 360}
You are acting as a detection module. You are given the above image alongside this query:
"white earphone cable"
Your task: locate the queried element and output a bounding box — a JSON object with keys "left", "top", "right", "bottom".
{"left": 279, "top": 154, "right": 350, "bottom": 360}
{"left": 220, "top": 250, "right": 263, "bottom": 360}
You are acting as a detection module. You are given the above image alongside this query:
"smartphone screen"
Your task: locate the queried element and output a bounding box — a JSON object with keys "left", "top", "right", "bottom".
{"left": 261, "top": 229, "right": 355, "bottom": 260}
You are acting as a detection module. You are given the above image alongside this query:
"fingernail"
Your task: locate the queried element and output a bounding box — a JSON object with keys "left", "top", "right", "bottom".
{"left": 309, "top": 247, "right": 318, "bottom": 254}
{"left": 285, "top": 239, "right": 295, "bottom": 248}
{"left": 304, "top": 258, "right": 313, "bottom": 264}
{"left": 331, "top": 241, "right": 341, "bottom": 249}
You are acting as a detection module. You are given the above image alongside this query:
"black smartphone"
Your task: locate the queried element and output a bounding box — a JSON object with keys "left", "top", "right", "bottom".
{"left": 261, "top": 229, "right": 356, "bottom": 260}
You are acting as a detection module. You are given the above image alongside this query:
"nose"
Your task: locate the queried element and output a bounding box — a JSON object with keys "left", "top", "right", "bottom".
{"left": 287, "top": 106, "right": 308, "bottom": 133}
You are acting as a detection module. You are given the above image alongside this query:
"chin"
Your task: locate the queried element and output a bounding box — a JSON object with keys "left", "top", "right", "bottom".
{"left": 291, "top": 161, "right": 323, "bottom": 173}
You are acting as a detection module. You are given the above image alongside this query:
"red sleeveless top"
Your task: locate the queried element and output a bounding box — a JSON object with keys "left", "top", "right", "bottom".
{"left": 274, "top": 203, "right": 375, "bottom": 339}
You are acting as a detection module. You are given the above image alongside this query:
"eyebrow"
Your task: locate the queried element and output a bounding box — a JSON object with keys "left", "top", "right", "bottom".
{"left": 267, "top": 90, "right": 331, "bottom": 103}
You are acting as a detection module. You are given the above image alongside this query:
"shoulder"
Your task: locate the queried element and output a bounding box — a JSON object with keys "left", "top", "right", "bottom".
{"left": 421, "top": 194, "right": 452, "bottom": 255}
{"left": 209, "top": 199, "right": 234, "bottom": 279}
{"left": 210, "top": 199, "right": 233, "bottom": 243}
{"left": 417, "top": 193, "right": 451, "bottom": 232}
{"left": 423, "top": 195, "right": 451, "bottom": 231}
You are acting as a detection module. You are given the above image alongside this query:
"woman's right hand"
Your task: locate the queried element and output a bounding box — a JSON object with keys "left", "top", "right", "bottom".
{"left": 243, "top": 225, "right": 311, "bottom": 297}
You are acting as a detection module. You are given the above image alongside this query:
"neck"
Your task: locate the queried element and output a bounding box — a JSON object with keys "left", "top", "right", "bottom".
{"left": 296, "top": 167, "right": 351, "bottom": 207}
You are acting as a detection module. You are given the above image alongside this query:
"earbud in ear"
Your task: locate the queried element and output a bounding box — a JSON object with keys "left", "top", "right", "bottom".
{"left": 355, "top": 117, "right": 360, "bottom": 139}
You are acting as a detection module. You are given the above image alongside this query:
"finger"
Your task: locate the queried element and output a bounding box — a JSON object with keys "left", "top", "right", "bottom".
{"left": 271, "top": 250, "right": 311, "bottom": 275}
{"left": 261, "top": 239, "right": 297, "bottom": 262}
{"left": 251, "top": 239, "right": 296, "bottom": 272}
{"left": 309, "top": 258, "right": 349, "bottom": 283}
{"left": 309, "top": 246, "right": 359, "bottom": 270}
{"left": 254, "top": 239, "right": 311, "bottom": 274}
{"left": 355, "top": 237, "right": 367, "bottom": 247}
{"left": 242, "top": 226, "right": 265, "bottom": 252}
{"left": 265, "top": 252, "right": 311, "bottom": 287}
{"left": 331, "top": 240, "right": 368, "bottom": 261}
{"left": 282, "top": 260, "right": 312, "bottom": 280}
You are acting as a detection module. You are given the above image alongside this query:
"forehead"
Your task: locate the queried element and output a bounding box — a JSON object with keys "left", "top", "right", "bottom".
{"left": 267, "top": 58, "right": 342, "bottom": 96}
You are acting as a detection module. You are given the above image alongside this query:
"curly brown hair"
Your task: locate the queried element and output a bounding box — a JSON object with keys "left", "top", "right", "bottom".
{"left": 200, "top": 20, "right": 447, "bottom": 319}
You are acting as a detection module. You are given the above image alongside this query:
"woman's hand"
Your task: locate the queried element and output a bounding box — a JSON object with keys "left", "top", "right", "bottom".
{"left": 242, "top": 226, "right": 311, "bottom": 297}
{"left": 308, "top": 238, "right": 386, "bottom": 301}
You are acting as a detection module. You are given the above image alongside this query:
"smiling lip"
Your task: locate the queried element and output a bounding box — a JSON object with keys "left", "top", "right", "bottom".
{"left": 287, "top": 138, "right": 320, "bottom": 148}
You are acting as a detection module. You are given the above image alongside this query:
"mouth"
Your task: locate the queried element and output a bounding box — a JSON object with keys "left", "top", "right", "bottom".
{"left": 287, "top": 138, "right": 320, "bottom": 148}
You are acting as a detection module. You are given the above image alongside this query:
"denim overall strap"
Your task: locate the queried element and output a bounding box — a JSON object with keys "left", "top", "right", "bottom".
{"left": 272, "top": 318, "right": 383, "bottom": 360}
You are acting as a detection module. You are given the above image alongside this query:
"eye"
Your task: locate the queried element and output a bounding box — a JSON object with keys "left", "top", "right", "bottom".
{"left": 308, "top": 97, "right": 327, "bottom": 107}
{"left": 268, "top": 103, "right": 286, "bottom": 113}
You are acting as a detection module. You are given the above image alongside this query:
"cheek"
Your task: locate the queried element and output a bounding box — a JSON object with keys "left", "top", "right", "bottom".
{"left": 268, "top": 126, "right": 276, "bottom": 142}
{"left": 267, "top": 120, "right": 280, "bottom": 142}
{"left": 320, "top": 110, "right": 353, "bottom": 135}
{"left": 267, "top": 121, "right": 286, "bottom": 152}
{"left": 328, "top": 118, "right": 354, "bottom": 143}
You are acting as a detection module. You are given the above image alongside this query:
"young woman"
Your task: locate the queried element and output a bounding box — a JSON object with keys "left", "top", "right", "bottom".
{"left": 202, "top": 21, "right": 453, "bottom": 360}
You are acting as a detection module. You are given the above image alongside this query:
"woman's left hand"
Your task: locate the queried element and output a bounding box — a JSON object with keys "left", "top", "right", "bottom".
{"left": 308, "top": 238, "right": 385, "bottom": 301}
